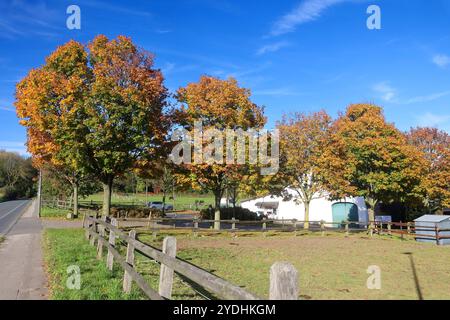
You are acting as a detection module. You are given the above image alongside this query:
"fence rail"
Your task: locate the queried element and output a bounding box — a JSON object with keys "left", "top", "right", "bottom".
{"left": 111, "top": 217, "right": 450, "bottom": 245}
{"left": 84, "top": 215, "right": 299, "bottom": 300}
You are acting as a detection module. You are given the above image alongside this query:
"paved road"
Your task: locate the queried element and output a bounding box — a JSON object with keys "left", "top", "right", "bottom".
{"left": 0, "top": 200, "right": 31, "bottom": 235}
{"left": 0, "top": 200, "right": 48, "bottom": 300}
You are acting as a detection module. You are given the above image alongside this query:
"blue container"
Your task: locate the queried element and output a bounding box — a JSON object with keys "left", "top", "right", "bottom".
{"left": 414, "top": 215, "right": 450, "bottom": 246}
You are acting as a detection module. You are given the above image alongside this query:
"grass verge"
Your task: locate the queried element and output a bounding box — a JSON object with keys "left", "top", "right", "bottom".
{"left": 40, "top": 206, "right": 81, "bottom": 220}
{"left": 43, "top": 229, "right": 144, "bottom": 300}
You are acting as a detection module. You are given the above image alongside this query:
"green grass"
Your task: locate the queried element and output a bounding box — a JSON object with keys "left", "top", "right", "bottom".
{"left": 0, "top": 236, "right": 4, "bottom": 245}
{"left": 40, "top": 207, "right": 74, "bottom": 219}
{"left": 83, "top": 192, "right": 215, "bottom": 210}
{"left": 44, "top": 228, "right": 450, "bottom": 300}
{"left": 43, "top": 229, "right": 144, "bottom": 300}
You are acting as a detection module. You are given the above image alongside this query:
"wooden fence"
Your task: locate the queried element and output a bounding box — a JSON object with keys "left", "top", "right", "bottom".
{"left": 84, "top": 215, "right": 299, "bottom": 300}
{"left": 109, "top": 217, "right": 450, "bottom": 245}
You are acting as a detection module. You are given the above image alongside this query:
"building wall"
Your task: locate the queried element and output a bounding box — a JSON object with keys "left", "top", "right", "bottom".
{"left": 240, "top": 191, "right": 369, "bottom": 224}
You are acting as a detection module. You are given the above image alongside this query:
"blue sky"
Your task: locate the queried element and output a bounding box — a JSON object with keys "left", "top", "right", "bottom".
{"left": 1, "top": 0, "right": 450, "bottom": 155}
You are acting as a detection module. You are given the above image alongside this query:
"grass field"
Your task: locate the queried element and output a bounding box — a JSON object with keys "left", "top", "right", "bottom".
{"left": 82, "top": 192, "right": 215, "bottom": 210}
{"left": 43, "top": 228, "right": 450, "bottom": 300}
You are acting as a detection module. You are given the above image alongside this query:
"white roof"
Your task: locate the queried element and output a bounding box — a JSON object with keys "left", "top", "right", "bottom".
{"left": 414, "top": 215, "right": 450, "bottom": 223}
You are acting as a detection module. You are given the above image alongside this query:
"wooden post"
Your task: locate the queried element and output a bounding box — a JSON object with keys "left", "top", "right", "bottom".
{"left": 436, "top": 224, "right": 441, "bottom": 246}
{"left": 407, "top": 222, "right": 411, "bottom": 235}
{"left": 89, "top": 219, "right": 97, "bottom": 246}
{"left": 320, "top": 220, "right": 325, "bottom": 237}
{"left": 293, "top": 219, "right": 298, "bottom": 236}
{"left": 159, "top": 237, "right": 177, "bottom": 299}
{"left": 193, "top": 219, "right": 199, "bottom": 238}
{"left": 123, "top": 230, "right": 136, "bottom": 293}
{"left": 262, "top": 218, "right": 267, "bottom": 237}
{"left": 231, "top": 218, "right": 236, "bottom": 230}
{"left": 97, "top": 216, "right": 107, "bottom": 259}
{"left": 388, "top": 222, "right": 392, "bottom": 236}
{"left": 85, "top": 216, "right": 91, "bottom": 240}
{"left": 345, "top": 221, "right": 349, "bottom": 237}
{"left": 106, "top": 218, "right": 118, "bottom": 271}
{"left": 269, "top": 262, "right": 298, "bottom": 300}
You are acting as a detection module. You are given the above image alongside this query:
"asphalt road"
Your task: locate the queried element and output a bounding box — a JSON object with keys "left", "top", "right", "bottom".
{"left": 0, "top": 200, "right": 31, "bottom": 235}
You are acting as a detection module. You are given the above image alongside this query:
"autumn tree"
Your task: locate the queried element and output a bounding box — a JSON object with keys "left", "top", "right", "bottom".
{"left": 407, "top": 127, "right": 450, "bottom": 213}
{"left": 326, "top": 104, "right": 427, "bottom": 225}
{"left": 15, "top": 40, "right": 90, "bottom": 218}
{"left": 276, "top": 111, "right": 333, "bottom": 229}
{"left": 16, "top": 35, "right": 171, "bottom": 216}
{"left": 175, "top": 76, "right": 266, "bottom": 229}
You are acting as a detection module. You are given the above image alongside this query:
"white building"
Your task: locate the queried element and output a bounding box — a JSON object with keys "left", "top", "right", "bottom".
{"left": 240, "top": 189, "right": 369, "bottom": 226}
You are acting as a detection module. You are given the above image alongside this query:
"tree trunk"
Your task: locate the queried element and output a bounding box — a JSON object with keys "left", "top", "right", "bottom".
{"left": 304, "top": 201, "right": 310, "bottom": 230}
{"left": 162, "top": 192, "right": 166, "bottom": 215}
{"left": 68, "top": 184, "right": 79, "bottom": 219}
{"left": 366, "top": 197, "right": 377, "bottom": 234}
{"left": 214, "top": 193, "right": 221, "bottom": 231}
{"left": 102, "top": 178, "right": 113, "bottom": 217}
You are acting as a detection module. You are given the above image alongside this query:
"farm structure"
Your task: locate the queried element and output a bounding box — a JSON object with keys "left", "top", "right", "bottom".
{"left": 240, "top": 190, "right": 369, "bottom": 226}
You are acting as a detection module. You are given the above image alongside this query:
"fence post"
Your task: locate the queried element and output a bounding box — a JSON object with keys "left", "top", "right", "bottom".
{"left": 293, "top": 219, "right": 298, "bottom": 236}
{"left": 388, "top": 222, "right": 392, "bottom": 236}
{"left": 231, "top": 218, "right": 236, "bottom": 230}
{"left": 159, "top": 237, "right": 177, "bottom": 299}
{"left": 106, "top": 218, "right": 118, "bottom": 271}
{"left": 84, "top": 215, "right": 91, "bottom": 240}
{"left": 97, "top": 216, "right": 107, "bottom": 259}
{"left": 89, "top": 218, "right": 97, "bottom": 246}
{"left": 193, "top": 219, "right": 199, "bottom": 238}
{"left": 320, "top": 220, "right": 325, "bottom": 237}
{"left": 262, "top": 218, "right": 267, "bottom": 237}
{"left": 345, "top": 221, "right": 349, "bottom": 237}
{"left": 407, "top": 222, "right": 411, "bottom": 235}
{"left": 269, "top": 262, "right": 299, "bottom": 300}
{"left": 123, "top": 230, "right": 136, "bottom": 294}
{"left": 436, "top": 224, "right": 441, "bottom": 246}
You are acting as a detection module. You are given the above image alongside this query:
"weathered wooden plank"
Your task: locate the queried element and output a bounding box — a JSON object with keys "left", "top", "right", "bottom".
{"left": 106, "top": 218, "right": 118, "bottom": 271}
{"left": 159, "top": 237, "right": 177, "bottom": 299}
{"left": 89, "top": 220, "right": 97, "bottom": 246}
{"left": 89, "top": 231, "right": 163, "bottom": 300}
{"left": 269, "top": 262, "right": 298, "bottom": 300}
{"left": 97, "top": 216, "right": 107, "bottom": 259}
{"left": 123, "top": 230, "right": 136, "bottom": 293}
{"left": 89, "top": 217, "right": 260, "bottom": 300}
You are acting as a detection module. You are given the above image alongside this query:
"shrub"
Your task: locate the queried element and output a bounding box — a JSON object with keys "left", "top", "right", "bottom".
{"left": 200, "top": 207, "right": 261, "bottom": 221}
{"left": 109, "top": 206, "right": 165, "bottom": 219}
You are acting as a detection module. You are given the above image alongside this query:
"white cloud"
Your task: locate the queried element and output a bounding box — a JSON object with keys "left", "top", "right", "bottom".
{"left": 416, "top": 113, "right": 450, "bottom": 131}
{"left": 270, "top": 0, "right": 345, "bottom": 36}
{"left": 401, "top": 91, "right": 450, "bottom": 105}
{"left": 253, "top": 87, "right": 303, "bottom": 96}
{"left": 432, "top": 54, "right": 450, "bottom": 68}
{"left": 372, "top": 82, "right": 396, "bottom": 102}
{"left": 0, "top": 141, "right": 28, "bottom": 156}
{"left": 0, "top": 106, "right": 15, "bottom": 112}
{"left": 257, "top": 41, "right": 290, "bottom": 55}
